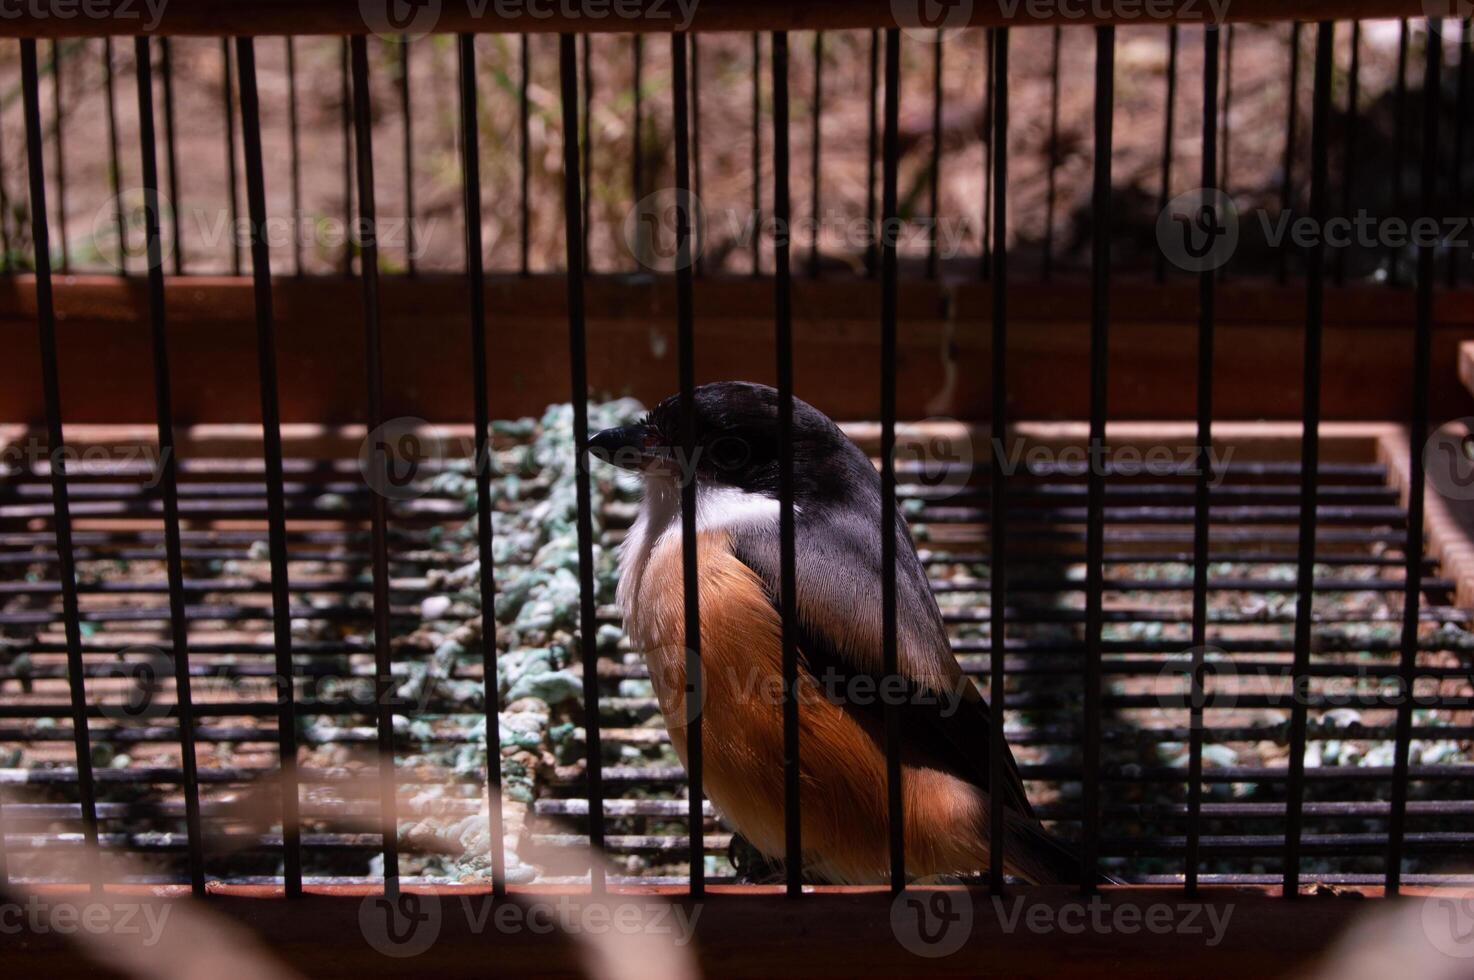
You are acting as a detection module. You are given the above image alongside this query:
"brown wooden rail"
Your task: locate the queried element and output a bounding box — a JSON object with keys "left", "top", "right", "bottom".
{"left": 0, "top": 883, "right": 1418, "bottom": 979}
{"left": 1, "top": 275, "right": 1470, "bottom": 425}
{"left": 0, "top": 0, "right": 1434, "bottom": 38}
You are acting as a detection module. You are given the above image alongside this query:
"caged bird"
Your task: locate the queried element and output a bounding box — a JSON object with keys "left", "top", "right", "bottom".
{"left": 591, "top": 380, "right": 1106, "bottom": 885}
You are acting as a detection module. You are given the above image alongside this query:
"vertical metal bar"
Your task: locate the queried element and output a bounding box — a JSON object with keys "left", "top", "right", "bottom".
{"left": 0, "top": 214, "right": 10, "bottom": 922}
{"left": 160, "top": 38, "right": 184, "bottom": 276}
{"left": 1186, "top": 21, "right": 1221, "bottom": 898}
{"left": 926, "top": 36, "right": 942, "bottom": 281}
{"left": 1282, "top": 21, "right": 1334, "bottom": 900}
{"left": 880, "top": 26, "right": 904, "bottom": 895}
{"left": 456, "top": 33, "right": 507, "bottom": 899}
{"left": 1450, "top": 18, "right": 1470, "bottom": 288}
{"left": 1081, "top": 24, "right": 1115, "bottom": 893}
{"left": 286, "top": 37, "right": 302, "bottom": 276}
{"left": 772, "top": 28, "right": 802, "bottom": 900}
{"left": 1390, "top": 19, "right": 1409, "bottom": 286}
{"left": 751, "top": 32, "right": 762, "bottom": 277}
{"left": 0, "top": 99, "right": 10, "bottom": 270}
{"left": 980, "top": 29, "right": 993, "bottom": 280}
{"left": 809, "top": 31, "right": 823, "bottom": 279}
{"left": 987, "top": 25, "right": 1010, "bottom": 896}
{"left": 236, "top": 35, "right": 302, "bottom": 900}
{"left": 1385, "top": 14, "right": 1439, "bottom": 897}
{"left": 559, "top": 33, "right": 605, "bottom": 894}
{"left": 221, "top": 39, "right": 240, "bottom": 277}
{"left": 103, "top": 38, "right": 124, "bottom": 274}
{"left": 21, "top": 36, "right": 97, "bottom": 881}
{"left": 1043, "top": 25, "right": 1061, "bottom": 283}
{"left": 400, "top": 40, "right": 416, "bottom": 277}
{"left": 581, "top": 35, "right": 592, "bottom": 271}
{"left": 349, "top": 35, "right": 401, "bottom": 900}
{"left": 1219, "top": 23, "right": 1233, "bottom": 260}
{"left": 341, "top": 39, "right": 353, "bottom": 277}
{"left": 865, "top": 29, "right": 879, "bottom": 279}
{"left": 134, "top": 36, "right": 206, "bottom": 897}
{"left": 1154, "top": 25, "right": 1177, "bottom": 284}
{"left": 692, "top": 36, "right": 705, "bottom": 278}
{"left": 50, "top": 41, "right": 69, "bottom": 273}
{"left": 581, "top": 34, "right": 592, "bottom": 271}
{"left": 1335, "top": 21, "right": 1360, "bottom": 286}
{"left": 632, "top": 35, "right": 644, "bottom": 209}
{"left": 520, "top": 34, "right": 531, "bottom": 277}
{"left": 1278, "top": 22, "right": 1301, "bottom": 285}
{"left": 670, "top": 30, "right": 704, "bottom": 898}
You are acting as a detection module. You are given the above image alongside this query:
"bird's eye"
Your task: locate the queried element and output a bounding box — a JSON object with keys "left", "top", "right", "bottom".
{"left": 706, "top": 435, "right": 751, "bottom": 471}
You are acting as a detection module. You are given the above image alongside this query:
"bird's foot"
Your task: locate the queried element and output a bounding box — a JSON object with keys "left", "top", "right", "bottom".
{"left": 726, "top": 833, "right": 789, "bottom": 885}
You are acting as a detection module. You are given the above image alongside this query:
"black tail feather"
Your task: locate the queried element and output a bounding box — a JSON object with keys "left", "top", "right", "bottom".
{"left": 1007, "top": 815, "right": 1124, "bottom": 886}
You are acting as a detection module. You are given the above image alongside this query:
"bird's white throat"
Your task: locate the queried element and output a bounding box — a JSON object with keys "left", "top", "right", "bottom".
{"left": 616, "top": 478, "right": 783, "bottom": 615}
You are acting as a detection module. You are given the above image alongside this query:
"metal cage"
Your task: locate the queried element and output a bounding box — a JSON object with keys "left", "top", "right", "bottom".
{"left": 0, "top": 1, "right": 1471, "bottom": 976}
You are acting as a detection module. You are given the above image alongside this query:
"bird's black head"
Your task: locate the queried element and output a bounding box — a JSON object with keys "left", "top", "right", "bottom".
{"left": 589, "top": 381, "right": 872, "bottom": 502}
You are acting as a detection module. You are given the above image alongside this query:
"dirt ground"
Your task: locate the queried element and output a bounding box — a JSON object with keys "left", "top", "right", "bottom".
{"left": 0, "top": 20, "right": 1455, "bottom": 281}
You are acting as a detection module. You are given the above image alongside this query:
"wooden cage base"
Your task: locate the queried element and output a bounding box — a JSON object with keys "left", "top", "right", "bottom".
{"left": 2, "top": 275, "right": 1472, "bottom": 426}
{"left": 1, "top": 883, "right": 1452, "bottom": 979}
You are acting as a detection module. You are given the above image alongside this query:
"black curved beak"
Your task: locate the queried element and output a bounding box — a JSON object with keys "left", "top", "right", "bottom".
{"left": 589, "top": 423, "right": 657, "bottom": 471}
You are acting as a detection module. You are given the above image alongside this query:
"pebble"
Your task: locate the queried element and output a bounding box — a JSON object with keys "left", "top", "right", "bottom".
{"left": 421, "top": 595, "right": 454, "bottom": 620}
